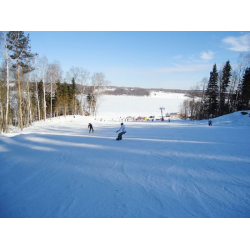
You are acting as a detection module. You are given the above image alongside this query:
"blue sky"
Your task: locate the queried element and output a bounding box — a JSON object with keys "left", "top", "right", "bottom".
{"left": 25, "top": 31, "right": 250, "bottom": 90}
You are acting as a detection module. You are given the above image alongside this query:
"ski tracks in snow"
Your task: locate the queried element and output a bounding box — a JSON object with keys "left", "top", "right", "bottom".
{"left": 110, "top": 152, "right": 168, "bottom": 217}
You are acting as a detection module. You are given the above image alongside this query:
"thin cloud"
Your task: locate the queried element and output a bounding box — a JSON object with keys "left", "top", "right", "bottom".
{"left": 174, "top": 55, "right": 183, "bottom": 59}
{"left": 154, "top": 64, "right": 212, "bottom": 73}
{"left": 200, "top": 50, "right": 215, "bottom": 60}
{"left": 107, "top": 64, "right": 212, "bottom": 76}
{"left": 222, "top": 33, "right": 250, "bottom": 51}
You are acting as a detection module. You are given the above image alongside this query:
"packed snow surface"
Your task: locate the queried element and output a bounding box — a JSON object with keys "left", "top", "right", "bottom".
{"left": 0, "top": 95, "right": 250, "bottom": 217}
{"left": 97, "top": 94, "right": 188, "bottom": 117}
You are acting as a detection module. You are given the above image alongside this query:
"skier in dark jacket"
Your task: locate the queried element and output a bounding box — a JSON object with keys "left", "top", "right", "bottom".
{"left": 116, "top": 123, "right": 126, "bottom": 140}
{"left": 88, "top": 123, "right": 94, "bottom": 133}
{"left": 208, "top": 119, "right": 212, "bottom": 126}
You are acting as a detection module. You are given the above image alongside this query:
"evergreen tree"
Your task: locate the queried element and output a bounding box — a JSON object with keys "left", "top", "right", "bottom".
{"left": 6, "top": 31, "right": 36, "bottom": 130}
{"left": 236, "top": 83, "right": 243, "bottom": 110}
{"left": 29, "top": 85, "right": 37, "bottom": 122}
{"left": 204, "top": 64, "right": 219, "bottom": 118}
{"left": 70, "top": 78, "right": 76, "bottom": 115}
{"left": 54, "top": 81, "right": 61, "bottom": 116}
{"left": 45, "top": 92, "right": 51, "bottom": 118}
{"left": 61, "top": 82, "right": 69, "bottom": 116}
{"left": 38, "top": 80, "right": 44, "bottom": 119}
{"left": 219, "top": 61, "right": 232, "bottom": 115}
{"left": 87, "top": 90, "right": 96, "bottom": 115}
{"left": 54, "top": 81, "right": 71, "bottom": 116}
{"left": 241, "top": 67, "right": 250, "bottom": 109}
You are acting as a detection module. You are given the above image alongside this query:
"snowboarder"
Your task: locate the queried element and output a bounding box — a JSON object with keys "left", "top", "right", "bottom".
{"left": 116, "top": 123, "right": 126, "bottom": 140}
{"left": 208, "top": 119, "right": 212, "bottom": 126}
{"left": 88, "top": 123, "right": 94, "bottom": 133}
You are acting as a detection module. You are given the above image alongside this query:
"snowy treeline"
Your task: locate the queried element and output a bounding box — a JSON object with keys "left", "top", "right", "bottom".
{"left": 180, "top": 54, "right": 250, "bottom": 119}
{"left": 0, "top": 31, "right": 109, "bottom": 133}
{"left": 1, "top": 31, "right": 250, "bottom": 133}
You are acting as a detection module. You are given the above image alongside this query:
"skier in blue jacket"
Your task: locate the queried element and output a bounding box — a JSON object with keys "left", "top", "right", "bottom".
{"left": 116, "top": 123, "right": 126, "bottom": 140}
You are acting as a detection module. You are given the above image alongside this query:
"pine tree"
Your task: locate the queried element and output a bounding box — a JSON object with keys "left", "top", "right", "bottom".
{"left": 204, "top": 64, "right": 219, "bottom": 118}
{"left": 29, "top": 84, "right": 37, "bottom": 122}
{"left": 71, "top": 78, "right": 76, "bottom": 115}
{"left": 61, "top": 82, "right": 69, "bottom": 116}
{"left": 46, "top": 92, "right": 51, "bottom": 118}
{"left": 54, "top": 81, "right": 61, "bottom": 117}
{"left": 219, "top": 61, "right": 232, "bottom": 115}
{"left": 236, "top": 83, "right": 243, "bottom": 110}
{"left": 241, "top": 67, "right": 250, "bottom": 109}
{"left": 87, "top": 87, "right": 96, "bottom": 115}
{"left": 38, "top": 80, "right": 44, "bottom": 119}
{"left": 6, "top": 31, "right": 36, "bottom": 130}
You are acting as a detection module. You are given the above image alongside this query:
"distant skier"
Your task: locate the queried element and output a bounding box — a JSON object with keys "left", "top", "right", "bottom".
{"left": 88, "top": 123, "right": 94, "bottom": 133}
{"left": 168, "top": 118, "right": 170, "bottom": 122}
{"left": 208, "top": 119, "right": 212, "bottom": 126}
{"left": 116, "top": 123, "right": 126, "bottom": 140}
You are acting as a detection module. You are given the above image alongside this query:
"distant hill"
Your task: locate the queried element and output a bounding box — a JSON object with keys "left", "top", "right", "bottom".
{"left": 7, "top": 81, "right": 201, "bottom": 98}
{"left": 82, "top": 85, "right": 199, "bottom": 97}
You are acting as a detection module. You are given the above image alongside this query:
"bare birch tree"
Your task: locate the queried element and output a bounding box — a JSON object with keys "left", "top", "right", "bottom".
{"left": 39, "top": 56, "right": 49, "bottom": 120}
{"left": 30, "top": 55, "right": 40, "bottom": 120}
{"left": 65, "top": 66, "right": 80, "bottom": 84}
{"left": 0, "top": 31, "right": 16, "bottom": 132}
{"left": 91, "top": 72, "right": 109, "bottom": 117}
{"left": 217, "top": 67, "right": 223, "bottom": 116}
{"left": 179, "top": 99, "right": 190, "bottom": 119}
{"left": 21, "top": 71, "right": 32, "bottom": 127}
{"left": 6, "top": 31, "right": 36, "bottom": 131}
{"left": 200, "top": 77, "right": 208, "bottom": 102}
{"left": 0, "top": 80, "right": 7, "bottom": 133}
{"left": 78, "top": 68, "right": 90, "bottom": 115}
{"left": 228, "top": 70, "right": 238, "bottom": 112}
{"left": 49, "top": 61, "right": 63, "bottom": 119}
{"left": 65, "top": 66, "right": 80, "bottom": 115}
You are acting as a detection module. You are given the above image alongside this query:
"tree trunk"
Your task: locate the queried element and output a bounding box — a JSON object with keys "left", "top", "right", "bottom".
{"left": 35, "top": 80, "right": 40, "bottom": 120}
{"left": 17, "top": 62, "right": 23, "bottom": 131}
{"left": 0, "top": 102, "right": 3, "bottom": 133}
{"left": 5, "top": 58, "right": 10, "bottom": 132}
{"left": 35, "top": 59, "right": 40, "bottom": 121}
{"left": 43, "top": 81, "right": 46, "bottom": 121}
{"left": 80, "top": 93, "right": 83, "bottom": 115}
{"left": 50, "top": 76, "right": 52, "bottom": 120}
{"left": 27, "top": 79, "right": 31, "bottom": 127}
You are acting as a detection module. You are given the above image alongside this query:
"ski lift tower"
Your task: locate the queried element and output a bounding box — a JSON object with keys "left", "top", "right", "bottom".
{"left": 160, "top": 107, "right": 165, "bottom": 121}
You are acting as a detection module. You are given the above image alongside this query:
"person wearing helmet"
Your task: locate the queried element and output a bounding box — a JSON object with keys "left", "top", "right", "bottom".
{"left": 116, "top": 123, "right": 126, "bottom": 140}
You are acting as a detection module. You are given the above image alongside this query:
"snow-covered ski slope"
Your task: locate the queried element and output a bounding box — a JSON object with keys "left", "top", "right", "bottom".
{"left": 1, "top": 109, "right": 250, "bottom": 218}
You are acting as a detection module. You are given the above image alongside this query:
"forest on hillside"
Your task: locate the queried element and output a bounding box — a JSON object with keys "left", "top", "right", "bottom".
{"left": 179, "top": 54, "right": 250, "bottom": 120}
{"left": 0, "top": 31, "right": 250, "bottom": 133}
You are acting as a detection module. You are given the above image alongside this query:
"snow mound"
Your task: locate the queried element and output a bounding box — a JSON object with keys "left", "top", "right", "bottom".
{"left": 212, "top": 111, "right": 250, "bottom": 126}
